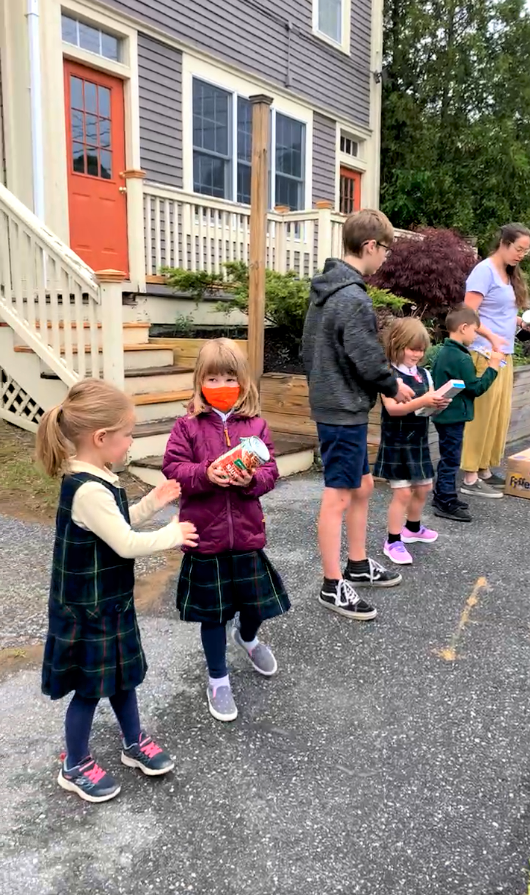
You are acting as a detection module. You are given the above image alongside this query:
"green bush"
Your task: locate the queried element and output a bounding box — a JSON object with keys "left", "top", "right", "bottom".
{"left": 163, "top": 263, "right": 409, "bottom": 342}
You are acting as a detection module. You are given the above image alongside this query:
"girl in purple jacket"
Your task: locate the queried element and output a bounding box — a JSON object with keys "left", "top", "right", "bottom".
{"left": 162, "top": 339, "right": 290, "bottom": 722}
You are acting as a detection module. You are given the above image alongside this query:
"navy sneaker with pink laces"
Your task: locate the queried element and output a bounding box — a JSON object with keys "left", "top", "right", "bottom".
{"left": 58, "top": 754, "right": 121, "bottom": 803}
{"left": 121, "top": 732, "right": 174, "bottom": 776}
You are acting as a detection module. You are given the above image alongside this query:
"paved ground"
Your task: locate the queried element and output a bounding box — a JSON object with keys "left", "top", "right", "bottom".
{"left": 1, "top": 472, "right": 530, "bottom": 894}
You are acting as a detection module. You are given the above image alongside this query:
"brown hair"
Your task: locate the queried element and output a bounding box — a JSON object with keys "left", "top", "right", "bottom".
{"left": 493, "top": 222, "right": 530, "bottom": 309}
{"left": 36, "top": 379, "right": 134, "bottom": 477}
{"left": 384, "top": 317, "right": 430, "bottom": 365}
{"left": 190, "top": 338, "right": 260, "bottom": 417}
{"left": 342, "top": 209, "right": 394, "bottom": 256}
{"left": 446, "top": 304, "right": 480, "bottom": 333}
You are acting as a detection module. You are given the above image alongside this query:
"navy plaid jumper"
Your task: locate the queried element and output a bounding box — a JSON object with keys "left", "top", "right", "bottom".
{"left": 42, "top": 472, "right": 147, "bottom": 701}
{"left": 373, "top": 366, "right": 435, "bottom": 483}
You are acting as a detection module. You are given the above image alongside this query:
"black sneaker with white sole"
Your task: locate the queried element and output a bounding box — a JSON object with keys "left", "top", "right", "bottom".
{"left": 344, "top": 557, "right": 402, "bottom": 588}
{"left": 319, "top": 578, "right": 377, "bottom": 621}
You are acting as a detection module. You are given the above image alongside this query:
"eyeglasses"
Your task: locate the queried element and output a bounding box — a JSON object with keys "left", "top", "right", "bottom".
{"left": 377, "top": 242, "right": 392, "bottom": 257}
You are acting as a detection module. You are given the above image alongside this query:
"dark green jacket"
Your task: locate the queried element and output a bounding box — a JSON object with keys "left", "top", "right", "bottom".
{"left": 432, "top": 339, "right": 498, "bottom": 425}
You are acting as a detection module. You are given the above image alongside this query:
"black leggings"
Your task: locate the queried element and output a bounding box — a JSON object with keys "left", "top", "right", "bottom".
{"left": 201, "top": 615, "right": 261, "bottom": 679}
{"left": 65, "top": 688, "right": 141, "bottom": 768}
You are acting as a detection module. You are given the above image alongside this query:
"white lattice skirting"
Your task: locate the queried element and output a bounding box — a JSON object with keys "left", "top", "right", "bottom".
{"left": 0, "top": 368, "right": 45, "bottom": 433}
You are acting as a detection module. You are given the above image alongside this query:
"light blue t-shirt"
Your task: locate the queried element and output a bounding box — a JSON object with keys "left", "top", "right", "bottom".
{"left": 467, "top": 258, "right": 517, "bottom": 354}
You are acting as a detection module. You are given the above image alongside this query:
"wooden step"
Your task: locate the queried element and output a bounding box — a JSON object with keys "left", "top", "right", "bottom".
{"left": 40, "top": 363, "right": 194, "bottom": 397}
{"left": 129, "top": 430, "right": 315, "bottom": 484}
{"left": 132, "top": 389, "right": 192, "bottom": 423}
{"left": 132, "top": 389, "right": 192, "bottom": 406}
{"left": 14, "top": 342, "right": 161, "bottom": 355}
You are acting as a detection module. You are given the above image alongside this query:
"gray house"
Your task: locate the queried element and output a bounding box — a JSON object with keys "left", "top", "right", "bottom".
{"left": 1, "top": 0, "right": 384, "bottom": 284}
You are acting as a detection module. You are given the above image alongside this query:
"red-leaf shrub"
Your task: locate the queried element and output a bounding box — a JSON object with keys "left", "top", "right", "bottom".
{"left": 369, "top": 228, "right": 478, "bottom": 325}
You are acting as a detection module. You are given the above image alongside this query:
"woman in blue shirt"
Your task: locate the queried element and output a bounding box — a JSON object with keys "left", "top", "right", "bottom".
{"left": 461, "top": 223, "right": 530, "bottom": 498}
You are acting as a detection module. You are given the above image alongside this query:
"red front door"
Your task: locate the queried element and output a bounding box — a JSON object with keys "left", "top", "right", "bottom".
{"left": 339, "top": 167, "right": 362, "bottom": 216}
{"left": 64, "top": 60, "right": 129, "bottom": 274}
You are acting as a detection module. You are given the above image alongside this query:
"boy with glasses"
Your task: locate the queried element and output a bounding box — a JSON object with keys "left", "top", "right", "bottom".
{"left": 302, "top": 210, "right": 414, "bottom": 621}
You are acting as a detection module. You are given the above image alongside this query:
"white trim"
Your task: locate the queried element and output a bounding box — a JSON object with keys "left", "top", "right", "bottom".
{"left": 73, "top": 0, "right": 368, "bottom": 135}
{"left": 182, "top": 54, "right": 313, "bottom": 210}
{"left": 312, "top": 0, "right": 352, "bottom": 55}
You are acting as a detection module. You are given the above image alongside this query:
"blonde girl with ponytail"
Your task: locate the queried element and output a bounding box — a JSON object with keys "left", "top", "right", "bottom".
{"left": 36, "top": 379, "right": 197, "bottom": 803}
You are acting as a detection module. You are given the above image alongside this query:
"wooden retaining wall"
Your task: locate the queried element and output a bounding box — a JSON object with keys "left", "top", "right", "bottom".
{"left": 149, "top": 337, "right": 248, "bottom": 367}
{"left": 507, "top": 366, "right": 530, "bottom": 445}
{"left": 261, "top": 367, "right": 530, "bottom": 461}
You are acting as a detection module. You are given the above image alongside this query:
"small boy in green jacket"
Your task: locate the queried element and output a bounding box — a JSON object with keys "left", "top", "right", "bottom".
{"left": 432, "top": 305, "right": 502, "bottom": 522}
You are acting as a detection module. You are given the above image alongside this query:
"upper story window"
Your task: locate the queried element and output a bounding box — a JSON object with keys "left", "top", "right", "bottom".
{"left": 313, "top": 0, "right": 351, "bottom": 53}
{"left": 340, "top": 134, "right": 358, "bottom": 158}
{"left": 192, "top": 78, "right": 306, "bottom": 209}
{"left": 61, "top": 13, "right": 121, "bottom": 62}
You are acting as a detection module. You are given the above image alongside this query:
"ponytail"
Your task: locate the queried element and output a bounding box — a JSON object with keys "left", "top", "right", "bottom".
{"left": 36, "top": 404, "right": 72, "bottom": 477}
{"left": 509, "top": 265, "right": 529, "bottom": 310}
{"left": 35, "top": 379, "right": 134, "bottom": 478}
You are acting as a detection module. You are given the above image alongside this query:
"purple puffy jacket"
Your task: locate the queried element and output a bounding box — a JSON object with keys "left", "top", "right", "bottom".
{"left": 162, "top": 412, "right": 279, "bottom": 555}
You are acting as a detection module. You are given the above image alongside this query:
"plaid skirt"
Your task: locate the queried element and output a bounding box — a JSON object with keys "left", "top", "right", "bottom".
{"left": 373, "top": 433, "right": 434, "bottom": 483}
{"left": 176, "top": 550, "right": 291, "bottom": 625}
{"left": 42, "top": 598, "right": 147, "bottom": 701}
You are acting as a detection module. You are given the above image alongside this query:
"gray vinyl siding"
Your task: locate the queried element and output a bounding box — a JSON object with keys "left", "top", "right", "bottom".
{"left": 105, "top": 0, "right": 372, "bottom": 127}
{"left": 312, "top": 113, "right": 336, "bottom": 204}
{"left": 138, "top": 34, "right": 183, "bottom": 187}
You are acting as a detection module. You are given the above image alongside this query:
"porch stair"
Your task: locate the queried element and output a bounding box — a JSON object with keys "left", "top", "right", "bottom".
{"left": 0, "top": 182, "right": 315, "bottom": 478}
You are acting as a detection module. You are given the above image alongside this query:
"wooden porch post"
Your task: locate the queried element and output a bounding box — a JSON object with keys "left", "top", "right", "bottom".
{"left": 247, "top": 94, "right": 273, "bottom": 385}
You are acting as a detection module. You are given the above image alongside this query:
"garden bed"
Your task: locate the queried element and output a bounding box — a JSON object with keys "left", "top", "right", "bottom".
{"left": 150, "top": 327, "right": 303, "bottom": 374}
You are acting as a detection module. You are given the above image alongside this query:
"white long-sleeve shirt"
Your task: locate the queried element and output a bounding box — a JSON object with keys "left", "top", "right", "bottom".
{"left": 68, "top": 460, "right": 183, "bottom": 559}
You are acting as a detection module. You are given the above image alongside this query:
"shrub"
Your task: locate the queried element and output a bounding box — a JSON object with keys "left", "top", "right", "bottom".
{"left": 163, "top": 263, "right": 408, "bottom": 343}
{"left": 370, "top": 228, "right": 478, "bottom": 328}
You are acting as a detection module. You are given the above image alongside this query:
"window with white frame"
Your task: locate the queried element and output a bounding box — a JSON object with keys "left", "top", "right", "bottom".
{"left": 61, "top": 12, "right": 121, "bottom": 62}
{"left": 313, "top": 0, "right": 350, "bottom": 50}
{"left": 192, "top": 78, "right": 306, "bottom": 209}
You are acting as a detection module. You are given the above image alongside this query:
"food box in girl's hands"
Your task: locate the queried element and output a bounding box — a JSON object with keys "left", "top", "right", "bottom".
{"left": 505, "top": 448, "right": 530, "bottom": 499}
{"left": 415, "top": 379, "right": 465, "bottom": 417}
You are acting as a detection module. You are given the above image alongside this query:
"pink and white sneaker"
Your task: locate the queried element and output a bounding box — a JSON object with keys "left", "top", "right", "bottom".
{"left": 401, "top": 525, "right": 438, "bottom": 544}
{"left": 384, "top": 540, "right": 413, "bottom": 565}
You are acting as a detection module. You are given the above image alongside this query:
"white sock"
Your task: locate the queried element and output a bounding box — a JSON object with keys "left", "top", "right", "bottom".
{"left": 209, "top": 675, "right": 230, "bottom": 692}
{"left": 241, "top": 636, "right": 259, "bottom": 652}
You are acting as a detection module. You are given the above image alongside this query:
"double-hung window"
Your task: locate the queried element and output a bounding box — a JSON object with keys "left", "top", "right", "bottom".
{"left": 192, "top": 78, "right": 306, "bottom": 209}
{"left": 313, "top": 0, "right": 350, "bottom": 51}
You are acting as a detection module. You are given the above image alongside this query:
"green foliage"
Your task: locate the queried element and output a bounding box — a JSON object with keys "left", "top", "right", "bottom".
{"left": 423, "top": 342, "right": 444, "bottom": 371}
{"left": 162, "top": 263, "right": 408, "bottom": 341}
{"left": 172, "top": 313, "right": 195, "bottom": 336}
{"left": 366, "top": 285, "right": 409, "bottom": 312}
{"left": 381, "top": 0, "right": 530, "bottom": 251}
{"left": 513, "top": 341, "right": 530, "bottom": 367}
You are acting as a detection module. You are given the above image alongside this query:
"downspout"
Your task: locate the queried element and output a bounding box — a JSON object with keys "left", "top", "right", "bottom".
{"left": 26, "top": 0, "right": 45, "bottom": 220}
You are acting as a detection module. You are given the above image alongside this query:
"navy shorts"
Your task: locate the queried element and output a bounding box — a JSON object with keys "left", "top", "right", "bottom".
{"left": 317, "top": 423, "right": 370, "bottom": 490}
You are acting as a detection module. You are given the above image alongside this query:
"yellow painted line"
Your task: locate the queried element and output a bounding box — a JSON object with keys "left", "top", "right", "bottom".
{"left": 434, "top": 576, "right": 488, "bottom": 661}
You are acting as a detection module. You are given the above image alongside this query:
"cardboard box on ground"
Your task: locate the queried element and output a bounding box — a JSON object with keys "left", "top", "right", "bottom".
{"left": 505, "top": 448, "right": 530, "bottom": 499}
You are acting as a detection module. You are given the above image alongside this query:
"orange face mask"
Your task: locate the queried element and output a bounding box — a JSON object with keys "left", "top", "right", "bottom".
{"left": 202, "top": 384, "right": 241, "bottom": 412}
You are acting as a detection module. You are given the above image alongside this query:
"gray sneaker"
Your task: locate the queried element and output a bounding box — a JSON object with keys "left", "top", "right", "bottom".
{"left": 479, "top": 472, "right": 505, "bottom": 488}
{"left": 461, "top": 478, "right": 503, "bottom": 499}
{"left": 206, "top": 684, "right": 238, "bottom": 722}
{"left": 232, "top": 626, "right": 278, "bottom": 676}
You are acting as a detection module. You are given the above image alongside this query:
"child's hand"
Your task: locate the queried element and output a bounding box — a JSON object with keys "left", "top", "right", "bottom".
{"left": 175, "top": 519, "right": 199, "bottom": 547}
{"left": 207, "top": 462, "right": 231, "bottom": 487}
{"left": 152, "top": 480, "right": 181, "bottom": 507}
{"left": 229, "top": 468, "right": 255, "bottom": 487}
{"left": 422, "top": 392, "right": 451, "bottom": 409}
{"left": 488, "top": 350, "right": 504, "bottom": 370}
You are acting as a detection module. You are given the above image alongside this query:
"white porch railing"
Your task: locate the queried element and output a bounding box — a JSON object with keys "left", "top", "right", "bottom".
{"left": 143, "top": 184, "right": 417, "bottom": 282}
{"left": 0, "top": 183, "right": 124, "bottom": 394}
{"left": 144, "top": 183, "right": 323, "bottom": 279}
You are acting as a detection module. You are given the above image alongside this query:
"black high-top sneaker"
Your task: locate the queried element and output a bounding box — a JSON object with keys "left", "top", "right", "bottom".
{"left": 319, "top": 578, "right": 377, "bottom": 620}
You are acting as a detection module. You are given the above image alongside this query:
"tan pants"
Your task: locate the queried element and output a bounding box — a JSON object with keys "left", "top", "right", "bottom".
{"left": 461, "top": 352, "right": 514, "bottom": 472}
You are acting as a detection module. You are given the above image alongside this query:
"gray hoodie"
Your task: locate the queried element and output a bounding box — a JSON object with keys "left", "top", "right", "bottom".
{"left": 302, "top": 258, "right": 399, "bottom": 425}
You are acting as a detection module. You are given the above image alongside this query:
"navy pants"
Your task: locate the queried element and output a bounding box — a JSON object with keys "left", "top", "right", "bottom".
{"left": 65, "top": 688, "right": 141, "bottom": 768}
{"left": 201, "top": 616, "right": 261, "bottom": 679}
{"left": 434, "top": 422, "right": 465, "bottom": 507}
